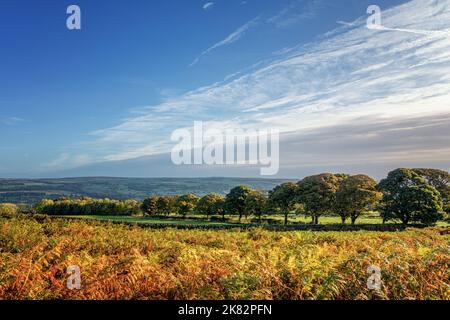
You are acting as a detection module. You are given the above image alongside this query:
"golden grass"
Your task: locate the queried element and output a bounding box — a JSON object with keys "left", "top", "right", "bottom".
{"left": 0, "top": 216, "right": 448, "bottom": 300}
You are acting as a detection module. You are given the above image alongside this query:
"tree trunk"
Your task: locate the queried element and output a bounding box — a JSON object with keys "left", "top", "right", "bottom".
{"left": 341, "top": 217, "right": 346, "bottom": 224}
{"left": 351, "top": 216, "right": 357, "bottom": 225}
{"left": 314, "top": 216, "right": 319, "bottom": 225}
{"left": 284, "top": 213, "right": 288, "bottom": 225}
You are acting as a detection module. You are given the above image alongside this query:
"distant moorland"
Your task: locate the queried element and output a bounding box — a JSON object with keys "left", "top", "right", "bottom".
{"left": 0, "top": 177, "right": 291, "bottom": 205}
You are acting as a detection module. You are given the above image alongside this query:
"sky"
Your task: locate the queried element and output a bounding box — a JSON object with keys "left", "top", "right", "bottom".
{"left": 0, "top": 0, "right": 449, "bottom": 179}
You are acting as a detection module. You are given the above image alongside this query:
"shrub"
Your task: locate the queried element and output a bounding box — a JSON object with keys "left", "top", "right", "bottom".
{"left": 0, "top": 203, "right": 20, "bottom": 218}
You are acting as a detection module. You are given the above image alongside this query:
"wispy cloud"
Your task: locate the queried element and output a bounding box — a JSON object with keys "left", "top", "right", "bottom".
{"left": 375, "top": 25, "right": 450, "bottom": 37}
{"left": 190, "top": 16, "right": 260, "bottom": 66}
{"left": 43, "top": 153, "right": 91, "bottom": 171}
{"left": 336, "top": 20, "right": 358, "bottom": 28}
{"left": 63, "top": 0, "right": 450, "bottom": 174}
{"left": 267, "top": 0, "right": 325, "bottom": 28}
{"left": 0, "top": 117, "right": 25, "bottom": 126}
{"left": 203, "top": 2, "right": 214, "bottom": 11}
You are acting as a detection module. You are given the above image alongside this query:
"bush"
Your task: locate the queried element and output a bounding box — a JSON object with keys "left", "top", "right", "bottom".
{"left": 0, "top": 203, "right": 20, "bottom": 218}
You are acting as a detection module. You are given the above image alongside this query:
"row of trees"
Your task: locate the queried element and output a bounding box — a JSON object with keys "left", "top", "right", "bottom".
{"left": 139, "top": 168, "right": 448, "bottom": 225}
{"left": 31, "top": 168, "right": 448, "bottom": 225}
{"left": 34, "top": 197, "right": 141, "bottom": 216}
{"left": 140, "top": 189, "right": 270, "bottom": 222}
{"left": 267, "top": 168, "right": 448, "bottom": 225}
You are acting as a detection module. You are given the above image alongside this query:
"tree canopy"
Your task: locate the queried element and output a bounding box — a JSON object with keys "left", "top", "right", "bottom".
{"left": 335, "top": 174, "right": 381, "bottom": 225}
{"left": 412, "top": 168, "right": 450, "bottom": 217}
{"left": 176, "top": 194, "right": 200, "bottom": 217}
{"left": 197, "top": 193, "right": 225, "bottom": 217}
{"left": 378, "top": 168, "right": 443, "bottom": 225}
{"left": 35, "top": 198, "right": 140, "bottom": 216}
{"left": 268, "top": 182, "right": 298, "bottom": 225}
{"left": 141, "top": 196, "right": 159, "bottom": 216}
{"left": 245, "top": 190, "right": 268, "bottom": 223}
{"left": 224, "top": 185, "right": 253, "bottom": 221}
{"left": 297, "top": 173, "right": 342, "bottom": 224}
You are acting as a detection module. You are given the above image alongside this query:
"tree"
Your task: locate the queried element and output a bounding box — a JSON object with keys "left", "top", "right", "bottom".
{"left": 268, "top": 182, "right": 298, "bottom": 225}
{"left": 176, "top": 194, "right": 200, "bottom": 217}
{"left": 0, "top": 203, "right": 20, "bottom": 218}
{"left": 245, "top": 190, "right": 268, "bottom": 223}
{"left": 335, "top": 175, "right": 382, "bottom": 225}
{"left": 297, "top": 173, "right": 342, "bottom": 224}
{"left": 123, "top": 199, "right": 141, "bottom": 216}
{"left": 33, "top": 199, "right": 55, "bottom": 214}
{"left": 413, "top": 168, "right": 450, "bottom": 218}
{"left": 224, "top": 186, "right": 253, "bottom": 222}
{"left": 378, "top": 168, "right": 443, "bottom": 225}
{"left": 157, "top": 196, "right": 172, "bottom": 215}
{"left": 197, "top": 193, "right": 225, "bottom": 218}
{"left": 141, "top": 196, "right": 159, "bottom": 216}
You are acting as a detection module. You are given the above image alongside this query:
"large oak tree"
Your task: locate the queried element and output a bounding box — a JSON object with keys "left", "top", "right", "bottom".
{"left": 378, "top": 168, "right": 443, "bottom": 225}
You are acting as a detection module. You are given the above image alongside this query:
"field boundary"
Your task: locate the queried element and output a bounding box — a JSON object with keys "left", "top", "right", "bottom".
{"left": 38, "top": 215, "right": 432, "bottom": 232}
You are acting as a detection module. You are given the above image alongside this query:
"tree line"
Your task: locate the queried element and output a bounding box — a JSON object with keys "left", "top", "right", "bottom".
{"left": 33, "top": 198, "right": 141, "bottom": 216}
{"left": 30, "top": 168, "right": 449, "bottom": 225}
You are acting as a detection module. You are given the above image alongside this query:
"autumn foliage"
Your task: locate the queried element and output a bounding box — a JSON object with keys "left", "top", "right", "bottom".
{"left": 0, "top": 215, "right": 448, "bottom": 300}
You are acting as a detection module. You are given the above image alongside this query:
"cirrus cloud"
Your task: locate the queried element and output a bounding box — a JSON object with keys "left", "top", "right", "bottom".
{"left": 55, "top": 0, "right": 450, "bottom": 176}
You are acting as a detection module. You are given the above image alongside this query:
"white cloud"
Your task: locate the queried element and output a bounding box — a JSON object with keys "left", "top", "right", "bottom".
{"left": 76, "top": 0, "right": 450, "bottom": 172}
{"left": 203, "top": 2, "right": 214, "bottom": 11}
{"left": 190, "top": 16, "right": 260, "bottom": 66}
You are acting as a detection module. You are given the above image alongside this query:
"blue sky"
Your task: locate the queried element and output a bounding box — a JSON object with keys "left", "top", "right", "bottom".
{"left": 1, "top": 0, "right": 449, "bottom": 178}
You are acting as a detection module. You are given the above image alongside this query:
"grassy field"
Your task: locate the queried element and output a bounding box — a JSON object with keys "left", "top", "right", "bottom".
{"left": 55, "top": 214, "right": 450, "bottom": 228}
{"left": 0, "top": 215, "right": 448, "bottom": 300}
{"left": 59, "top": 215, "right": 238, "bottom": 226}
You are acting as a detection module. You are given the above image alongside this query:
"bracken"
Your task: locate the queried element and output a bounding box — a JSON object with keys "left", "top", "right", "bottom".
{"left": 0, "top": 216, "right": 448, "bottom": 300}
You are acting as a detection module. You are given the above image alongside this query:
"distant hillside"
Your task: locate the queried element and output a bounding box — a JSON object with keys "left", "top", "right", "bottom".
{"left": 0, "top": 177, "right": 293, "bottom": 205}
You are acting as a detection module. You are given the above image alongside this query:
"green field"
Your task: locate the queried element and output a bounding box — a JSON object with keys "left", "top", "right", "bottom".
{"left": 59, "top": 215, "right": 238, "bottom": 226}
{"left": 55, "top": 214, "right": 450, "bottom": 228}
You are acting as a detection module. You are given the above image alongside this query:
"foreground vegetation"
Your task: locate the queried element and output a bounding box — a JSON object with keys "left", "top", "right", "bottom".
{"left": 0, "top": 215, "right": 448, "bottom": 300}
